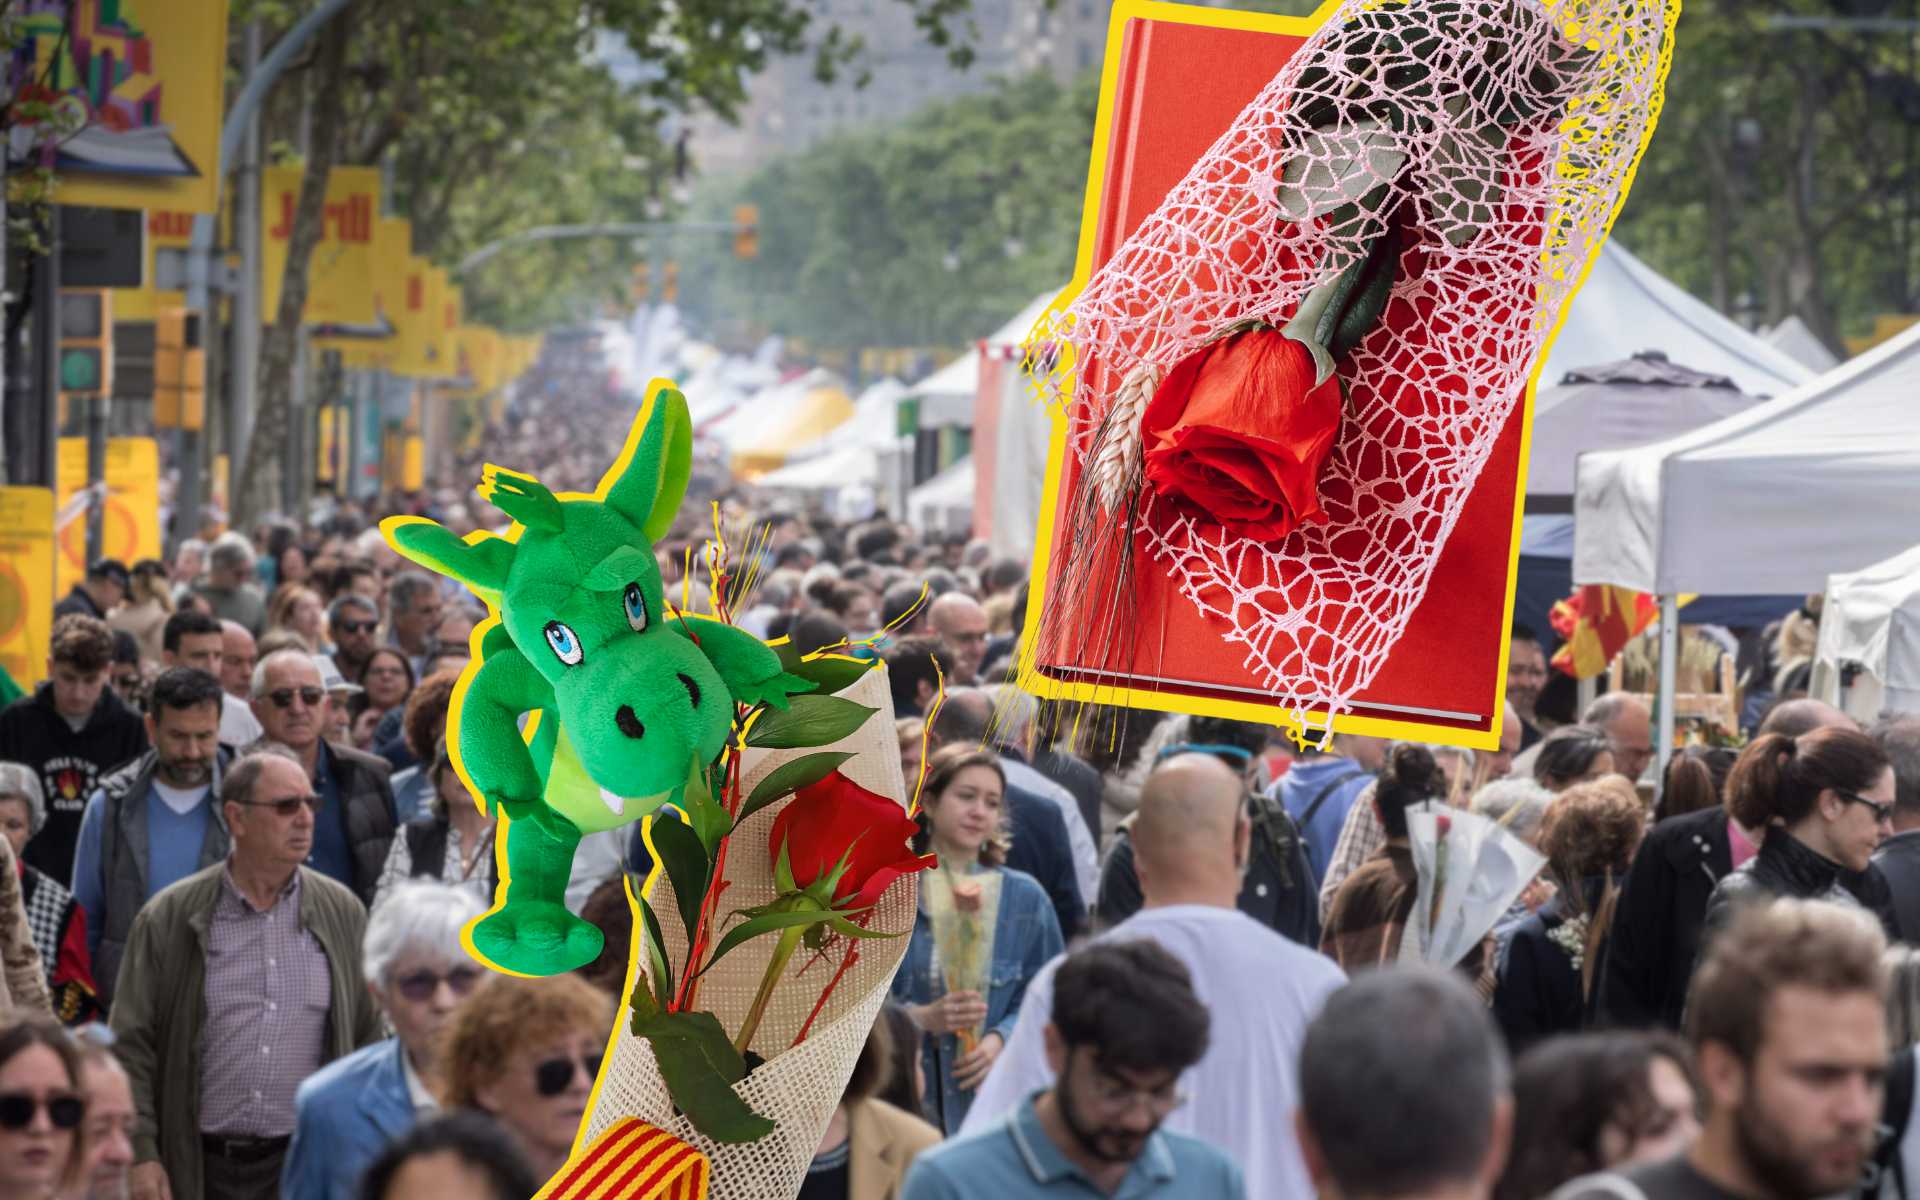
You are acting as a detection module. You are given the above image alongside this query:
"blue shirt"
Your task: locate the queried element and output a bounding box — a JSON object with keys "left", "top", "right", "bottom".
{"left": 71, "top": 776, "right": 217, "bottom": 963}
{"left": 1271, "top": 757, "right": 1373, "bottom": 891}
{"left": 305, "top": 742, "right": 354, "bottom": 888}
{"left": 901, "top": 1093, "right": 1245, "bottom": 1200}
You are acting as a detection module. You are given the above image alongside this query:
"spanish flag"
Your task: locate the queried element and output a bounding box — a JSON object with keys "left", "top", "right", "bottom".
{"left": 1549, "top": 585, "right": 1660, "bottom": 680}
{"left": 536, "top": 1118, "right": 710, "bottom": 1200}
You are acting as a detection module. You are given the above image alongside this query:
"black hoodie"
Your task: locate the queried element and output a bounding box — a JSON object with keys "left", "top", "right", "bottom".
{"left": 0, "top": 683, "right": 148, "bottom": 886}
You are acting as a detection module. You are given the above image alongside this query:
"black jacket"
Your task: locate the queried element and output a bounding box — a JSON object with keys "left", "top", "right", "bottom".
{"left": 1875, "top": 830, "right": 1920, "bottom": 944}
{"left": 1595, "top": 806, "right": 1730, "bottom": 1031}
{"left": 1002, "top": 782, "right": 1085, "bottom": 942}
{"left": 1702, "top": 828, "right": 1865, "bottom": 943}
{"left": 52, "top": 586, "right": 104, "bottom": 621}
{"left": 320, "top": 741, "right": 401, "bottom": 907}
{"left": 0, "top": 684, "right": 149, "bottom": 887}
{"left": 1496, "top": 886, "right": 1604, "bottom": 1055}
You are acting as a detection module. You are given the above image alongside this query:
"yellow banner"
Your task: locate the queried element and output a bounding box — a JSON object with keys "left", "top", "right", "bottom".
{"left": 0, "top": 488, "right": 56, "bottom": 691}
{"left": 403, "top": 434, "right": 424, "bottom": 491}
{"left": 16, "top": 0, "right": 230, "bottom": 214}
{"left": 437, "top": 272, "right": 463, "bottom": 379}
{"left": 54, "top": 438, "right": 162, "bottom": 597}
{"left": 455, "top": 326, "right": 502, "bottom": 394}
{"left": 391, "top": 257, "right": 444, "bottom": 379}
{"left": 261, "top": 164, "right": 379, "bottom": 328}
{"left": 316, "top": 215, "right": 407, "bottom": 364}
{"left": 211, "top": 453, "right": 229, "bottom": 529}
{"left": 110, "top": 210, "right": 194, "bottom": 322}
{"left": 316, "top": 405, "right": 348, "bottom": 485}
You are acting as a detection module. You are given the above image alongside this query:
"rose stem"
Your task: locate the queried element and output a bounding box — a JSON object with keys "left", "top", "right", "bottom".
{"left": 677, "top": 745, "right": 743, "bottom": 1013}
{"left": 791, "top": 914, "right": 873, "bottom": 1049}
{"left": 735, "top": 924, "right": 806, "bottom": 1055}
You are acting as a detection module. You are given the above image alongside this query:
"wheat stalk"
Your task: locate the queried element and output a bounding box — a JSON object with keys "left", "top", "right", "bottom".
{"left": 1087, "top": 362, "right": 1163, "bottom": 514}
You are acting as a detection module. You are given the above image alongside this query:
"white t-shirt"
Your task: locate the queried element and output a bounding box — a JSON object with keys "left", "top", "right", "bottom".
{"left": 151, "top": 779, "right": 209, "bottom": 817}
{"left": 221, "top": 693, "right": 264, "bottom": 749}
{"left": 960, "top": 903, "right": 1348, "bottom": 1200}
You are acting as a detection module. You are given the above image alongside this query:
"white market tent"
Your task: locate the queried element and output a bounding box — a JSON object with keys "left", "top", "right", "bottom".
{"left": 1537, "top": 242, "right": 1813, "bottom": 398}
{"left": 1573, "top": 319, "right": 1920, "bottom": 598}
{"left": 905, "top": 352, "right": 980, "bottom": 427}
{"left": 908, "top": 456, "right": 975, "bottom": 535}
{"left": 756, "top": 443, "right": 877, "bottom": 491}
{"left": 1575, "top": 320, "right": 1920, "bottom": 770}
{"left": 1812, "top": 543, "right": 1920, "bottom": 720}
{"left": 1765, "top": 315, "right": 1841, "bottom": 375}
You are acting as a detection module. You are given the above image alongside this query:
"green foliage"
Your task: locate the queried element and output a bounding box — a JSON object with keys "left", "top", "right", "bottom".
{"left": 738, "top": 750, "right": 856, "bottom": 824}
{"left": 743, "top": 694, "right": 876, "bottom": 749}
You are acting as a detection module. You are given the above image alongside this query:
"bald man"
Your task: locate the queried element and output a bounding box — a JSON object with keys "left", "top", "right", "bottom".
{"left": 928, "top": 592, "right": 990, "bottom": 685}
{"left": 962, "top": 755, "right": 1347, "bottom": 1200}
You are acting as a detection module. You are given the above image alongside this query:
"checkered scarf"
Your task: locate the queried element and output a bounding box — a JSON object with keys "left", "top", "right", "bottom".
{"left": 19, "top": 866, "right": 70, "bottom": 982}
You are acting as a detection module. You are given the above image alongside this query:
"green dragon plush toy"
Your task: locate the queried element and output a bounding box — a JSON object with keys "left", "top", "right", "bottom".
{"left": 380, "top": 384, "right": 811, "bottom": 976}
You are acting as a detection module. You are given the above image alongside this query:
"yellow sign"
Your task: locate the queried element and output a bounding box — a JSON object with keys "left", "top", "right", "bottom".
{"left": 391, "top": 257, "right": 445, "bottom": 379}
{"left": 110, "top": 210, "right": 194, "bottom": 322}
{"left": 210, "top": 453, "right": 230, "bottom": 529}
{"left": 316, "top": 405, "right": 349, "bottom": 485}
{"left": 402, "top": 434, "right": 424, "bottom": 491}
{"left": 261, "top": 164, "right": 380, "bottom": 328}
{"left": 53, "top": 438, "right": 161, "bottom": 597}
{"left": 0, "top": 488, "right": 56, "bottom": 691}
{"left": 14, "top": 0, "right": 230, "bottom": 214}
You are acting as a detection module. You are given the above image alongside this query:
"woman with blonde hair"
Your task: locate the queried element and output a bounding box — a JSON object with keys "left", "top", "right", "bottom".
{"left": 107, "top": 560, "right": 172, "bottom": 664}
{"left": 1494, "top": 776, "right": 1646, "bottom": 1052}
{"left": 266, "top": 583, "right": 327, "bottom": 653}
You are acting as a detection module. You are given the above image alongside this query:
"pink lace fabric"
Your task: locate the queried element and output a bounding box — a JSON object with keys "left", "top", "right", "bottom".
{"left": 1027, "top": 0, "right": 1676, "bottom": 743}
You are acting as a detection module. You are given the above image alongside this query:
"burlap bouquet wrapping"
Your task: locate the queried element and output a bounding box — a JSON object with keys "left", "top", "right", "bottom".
{"left": 578, "top": 664, "right": 915, "bottom": 1198}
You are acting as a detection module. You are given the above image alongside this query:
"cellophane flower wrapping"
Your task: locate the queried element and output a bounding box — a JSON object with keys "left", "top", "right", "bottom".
{"left": 578, "top": 665, "right": 915, "bottom": 1197}
{"left": 1398, "top": 801, "right": 1546, "bottom": 968}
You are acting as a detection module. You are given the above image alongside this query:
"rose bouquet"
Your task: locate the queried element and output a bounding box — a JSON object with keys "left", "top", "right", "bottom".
{"left": 1398, "top": 801, "right": 1544, "bottom": 968}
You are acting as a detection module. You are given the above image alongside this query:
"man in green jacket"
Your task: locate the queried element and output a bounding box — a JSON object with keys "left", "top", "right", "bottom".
{"left": 111, "top": 746, "right": 382, "bottom": 1200}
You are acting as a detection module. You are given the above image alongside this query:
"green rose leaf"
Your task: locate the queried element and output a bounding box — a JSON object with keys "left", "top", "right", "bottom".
{"left": 680, "top": 759, "right": 732, "bottom": 855}
{"left": 632, "top": 1009, "right": 775, "bottom": 1144}
{"left": 648, "top": 813, "right": 711, "bottom": 944}
{"left": 737, "top": 751, "right": 857, "bottom": 826}
{"left": 744, "top": 694, "right": 876, "bottom": 749}
{"left": 773, "top": 641, "right": 874, "bottom": 694}
{"left": 633, "top": 886, "right": 676, "bottom": 1014}
{"left": 700, "top": 906, "right": 902, "bottom": 975}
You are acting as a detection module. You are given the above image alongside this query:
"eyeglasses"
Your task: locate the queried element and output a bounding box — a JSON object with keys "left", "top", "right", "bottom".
{"left": 235, "top": 793, "right": 324, "bottom": 818}
{"left": 267, "top": 687, "right": 325, "bottom": 709}
{"left": 534, "top": 1052, "right": 604, "bottom": 1097}
{"left": 336, "top": 620, "right": 378, "bottom": 635}
{"left": 394, "top": 965, "right": 484, "bottom": 1003}
{"left": 1841, "top": 791, "right": 1896, "bottom": 824}
{"left": 0, "top": 1092, "right": 85, "bottom": 1131}
{"left": 1073, "top": 1052, "right": 1186, "bottom": 1118}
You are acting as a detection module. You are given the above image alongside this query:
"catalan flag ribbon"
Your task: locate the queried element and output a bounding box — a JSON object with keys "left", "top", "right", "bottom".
{"left": 536, "top": 1118, "right": 711, "bottom": 1200}
{"left": 1549, "top": 585, "right": 1660, "bottom": 680}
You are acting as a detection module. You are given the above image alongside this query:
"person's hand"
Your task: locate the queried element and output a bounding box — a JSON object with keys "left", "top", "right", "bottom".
{"left": 130, "top": 1161, "right": 172, "bottom": 1200}
{"left": 912, "top": 990, "right": 987, "bottom": 1036}
{"left": 954, "top": 1031, "right": 1004, "bottom": 1090}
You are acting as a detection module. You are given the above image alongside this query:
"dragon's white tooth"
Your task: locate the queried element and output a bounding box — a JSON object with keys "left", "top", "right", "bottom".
{"left": 599, "top": 786, "right": 626, "bottom": 816}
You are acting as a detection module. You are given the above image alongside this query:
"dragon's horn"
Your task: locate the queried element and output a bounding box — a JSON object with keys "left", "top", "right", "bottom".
{"left": 478, "top": 465, "right": 565, "bottom": 533}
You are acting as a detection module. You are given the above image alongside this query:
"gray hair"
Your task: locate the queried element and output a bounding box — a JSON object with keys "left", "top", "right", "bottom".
{"left": 219, "top": 745, "right": 303, "bottom": 811}
{"left": 1469, "top": 777, "right": 1555, "bottom": 840}
{"left": 756, "top": 570, "right": 800, "bottom": 611}
{"left": 364, "top": 881, "right": 487, "bottom": 989}
{"left": 1583, "top": 691, "right": 1647, "bottom": 727}
{"left": 388, "top": 571, "right": 438, "bottom": 615}
{"left": 0, "top": 763, "right": 45, "bottom": 836}
{"left": 1873, "top": 717, "right": 1920, "bottom": 819}
{"left": 251, "top": 647, "right": 321, "bottom": 699}
{"left": 1300, "top": 966, "right": 1510, "bottom": 1197}
{"left": 208, "top": 531, "right": 254, "bottom": 573}
{"left": 988, "top": 684, "right": 1038, "bottom": 747}
{"left": 326, "top": 593, "right": 378, "bottom": 627}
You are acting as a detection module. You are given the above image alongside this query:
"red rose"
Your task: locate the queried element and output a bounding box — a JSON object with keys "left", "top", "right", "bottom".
{"left": 1140, "top": 328, "right": 1342, "bottom": 541}
{"left": 768, "top": 771, "right": 929, "bottom": 910}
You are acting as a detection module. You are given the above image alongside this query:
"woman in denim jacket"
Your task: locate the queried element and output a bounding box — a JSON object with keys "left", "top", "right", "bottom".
{"left": 892, "top": 746, "right": 1064, "bottom": 1134}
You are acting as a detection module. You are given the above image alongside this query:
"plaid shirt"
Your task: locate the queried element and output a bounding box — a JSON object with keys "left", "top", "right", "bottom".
{"left": 1317, "top": 780, "right": 1384, "bottom": 924}
{"left": 198, "top": 866, "right": 330, "bottom": 1137}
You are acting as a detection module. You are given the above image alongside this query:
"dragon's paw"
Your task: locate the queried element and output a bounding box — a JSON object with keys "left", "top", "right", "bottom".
{"left": 734, "top": 670, "right": 816, "bottom": 711}
{"left": 470, "top": 901, "right": 604, "bottom": 976}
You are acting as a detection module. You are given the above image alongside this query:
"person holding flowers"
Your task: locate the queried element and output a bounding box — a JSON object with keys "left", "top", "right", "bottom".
{"left": 893, "top": 746, "right": 1063, "bottom": 1134}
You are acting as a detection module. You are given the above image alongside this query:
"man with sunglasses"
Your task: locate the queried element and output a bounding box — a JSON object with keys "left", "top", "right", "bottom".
{"left": 110, "top": 748, "right": 381, "bottom": 1200}
{"left": 903, "top": 939, "right": 1244, "bottom": 1199}
{"left": 282, "top": 881, "right": 486, "bottom": 1200}
{"left": 248, "top": 649, "right": 397, "bottom": 908}
{"left": 324, "top": 597, "right": 381, "bottom": 685}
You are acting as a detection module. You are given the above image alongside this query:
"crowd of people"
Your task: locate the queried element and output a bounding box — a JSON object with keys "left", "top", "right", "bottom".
{"left": 1, "top": 373, "right": 1917, "bottom": 1200}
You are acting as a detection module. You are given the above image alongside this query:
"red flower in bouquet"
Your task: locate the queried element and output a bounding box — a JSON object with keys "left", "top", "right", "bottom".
{"left": 1140, "top": 327, "right": 1343, "bottom": 542}
{"left": 769, "top": 771, "right": 930, "bottom": 911}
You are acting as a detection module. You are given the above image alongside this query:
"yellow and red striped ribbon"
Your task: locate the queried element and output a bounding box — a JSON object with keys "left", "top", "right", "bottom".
{"left": 535, "top": 1118, "right": 711, "bottom": 1200}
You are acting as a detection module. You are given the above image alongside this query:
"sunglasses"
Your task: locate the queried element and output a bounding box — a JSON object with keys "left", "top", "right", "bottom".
{"left": 0, "top": 1092, "right": 84, "bottom": 1131}
{"left": 268, "top": 687, "right": 325, "bottom": 709}
{"left": 336, "top": 620, "right": 378, "bottom": 635}
{"left": 534, "top": 1052, "right": 604, "bottom": 1097}
{"left": 235, "top": 793, "right": 324, "bottom": 818}
{"left": 394, "top": 965, "right": 484, "bottom": 1003}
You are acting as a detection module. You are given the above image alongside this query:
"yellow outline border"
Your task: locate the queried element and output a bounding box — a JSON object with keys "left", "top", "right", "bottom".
{"left": 1012, "top": 0, "right": 1679, "bottom": 753}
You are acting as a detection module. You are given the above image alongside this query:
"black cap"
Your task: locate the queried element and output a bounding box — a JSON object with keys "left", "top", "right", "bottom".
{"left": 88, "top": 559, "right": 131, "bottom": 591}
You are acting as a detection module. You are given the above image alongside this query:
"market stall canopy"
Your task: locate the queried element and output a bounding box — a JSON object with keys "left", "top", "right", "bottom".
{"left": 1536, "top": 242, "right": 1813, "bottom": 398}
{"left": 907, "top": 456, "right": 975, "bottom": 535}
{"left": 720, "top": 369, "right": 855, "bottom": 479}
{"left": 1574, "top": 321, "right": 1920, "bottom": 596}
{"left": 904, "top": 350, "right": 979, "bottom": 428}
{"left": 1525, "top": 353, "right": 1756, "bottom": 510}
{"left": 1764, "top": 315, "right": 1841, "bottom": 374}
{"left": 755, "top": 443, "right": 878, "bottom": 491}
{"left": 1812, "top": 542, "right": 1920, "bottom": 719}
{"left": 788, "top": 378, "right": 908, "bottom": 459}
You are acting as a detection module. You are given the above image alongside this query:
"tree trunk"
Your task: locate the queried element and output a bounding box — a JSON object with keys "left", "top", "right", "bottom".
{"left": 235, "top": 7, "right": 354, "bottom": 530}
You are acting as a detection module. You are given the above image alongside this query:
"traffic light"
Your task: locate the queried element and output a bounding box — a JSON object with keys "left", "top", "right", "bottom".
{"left": 630, "top": 261, "right": 651, "bottom": 304}
{"left": 154, "top": 307, "right": 206, "bottom": 431}
{"left": 662, "top": 261, "right": 680, "bottom": 304}
{"left": 733, "top": 205, "right": 759, "bottom": 260}
{"left": 57, "top": 290, "right": 111, "bottom": 423}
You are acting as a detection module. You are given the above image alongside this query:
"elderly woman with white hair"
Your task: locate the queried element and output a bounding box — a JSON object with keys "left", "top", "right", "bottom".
{"left": 1471, "top": 775, "right": 1561, "bottom": 969}
{"left": 280, "top": 881, "right": 488, "bottom": 1200}
{"left": 0, "top": 763, "right": 77, "bottom": 1018}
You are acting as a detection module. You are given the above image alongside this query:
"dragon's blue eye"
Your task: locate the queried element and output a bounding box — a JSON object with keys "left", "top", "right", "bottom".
{"left": 544, "top": 621, "right": 583, "bottom": 666}
{"left": 623, "top": 582, "right": 648, "bottom": 633}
